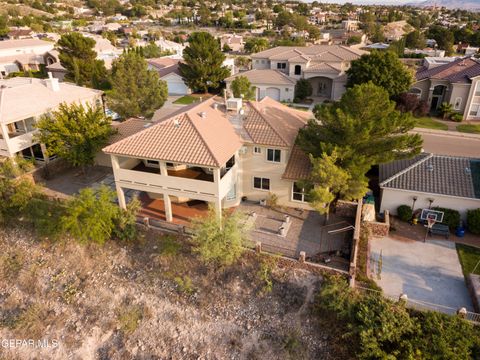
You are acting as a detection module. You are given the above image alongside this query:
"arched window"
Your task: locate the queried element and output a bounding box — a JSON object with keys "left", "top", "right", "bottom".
{"left": 454, "top": 97, "right": 462, "bottom": 110}
{"left": 294, "top": 65, "right": 301, "bottom": 75}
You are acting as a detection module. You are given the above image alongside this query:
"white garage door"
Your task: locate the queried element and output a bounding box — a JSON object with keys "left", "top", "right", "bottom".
{"left": 266, "top": 87, "right": 281, "bottom": 101}
{"left": 167, "top": 79, "right": 189, "bottom": 95}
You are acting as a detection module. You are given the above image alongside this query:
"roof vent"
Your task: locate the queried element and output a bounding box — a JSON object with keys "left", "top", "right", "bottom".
{"left": 465, "top": 167, "right": 471, "bottom": 175}
{"left": 143, "top": 123, "right": 152, "bottom": 128}
{"left": 200, "top": 111, "right": 207, "bottom": 119}
{"left": 173, "top": 119, "right": 180, "bottom": 128}
{"left": 426, "top": 164, "right": 434, "bottom": 172}
{"left": 213, "top": 103, "right": 218, "bottom": 110}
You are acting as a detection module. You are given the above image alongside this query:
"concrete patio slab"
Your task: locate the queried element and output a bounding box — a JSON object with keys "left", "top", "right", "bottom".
{"left": 370, "top": 236, "right": 473, "bottom": 314}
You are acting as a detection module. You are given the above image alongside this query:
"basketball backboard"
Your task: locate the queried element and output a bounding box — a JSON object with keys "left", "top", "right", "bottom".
{"left": 420, "top": 208, "right": 444, "bottom": 223}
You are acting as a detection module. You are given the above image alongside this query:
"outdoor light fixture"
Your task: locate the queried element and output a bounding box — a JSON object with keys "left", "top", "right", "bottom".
{"left": 411, "top": 196, "right": 418, "bottom": 211}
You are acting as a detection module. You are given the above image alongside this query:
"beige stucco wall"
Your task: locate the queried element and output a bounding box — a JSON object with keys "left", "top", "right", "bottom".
{"left": 380, "top": 187, "right": 480, "bottom": 220}
{"left": 238, "top": 144, "right": 312, "bottom": 210}
{"left": 252, "top": 58, "right": 271, "bottom": 70}
{"left": 224, "top": 80, "right": 294, "bottom": 102}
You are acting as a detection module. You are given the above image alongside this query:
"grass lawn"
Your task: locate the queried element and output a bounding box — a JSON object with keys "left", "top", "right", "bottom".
{"left": 456, "top": 243, "right": 480, "bottom": 276}
{"left": 456, "top": 124, "right": 480, "bottom": 134}
{"left": 414, "top": 117, "right": 448, "bottom": 131}
{"left": 173, "top": 95, "right": 199, "bottom": 105}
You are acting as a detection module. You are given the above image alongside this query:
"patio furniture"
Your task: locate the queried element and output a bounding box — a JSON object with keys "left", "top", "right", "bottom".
{"left": 428, "top": 223, "right": 450, "bottom": 239}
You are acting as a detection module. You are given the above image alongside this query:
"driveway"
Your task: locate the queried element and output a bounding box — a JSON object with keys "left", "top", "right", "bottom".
{"left": 414, "top": 129, "right": 480, "bottom": 157}
{"left": 370, "top": 236, "right": 473, "bottom": 314}
{"left": 151, "top": 96, "right": 187, "bottom": 122}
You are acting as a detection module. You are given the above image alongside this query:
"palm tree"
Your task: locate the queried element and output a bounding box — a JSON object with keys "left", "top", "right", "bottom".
{"left": 439, "top": 102, "right": 453, "bottom": 120}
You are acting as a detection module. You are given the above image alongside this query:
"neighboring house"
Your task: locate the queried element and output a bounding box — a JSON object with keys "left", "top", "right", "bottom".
{"left": 147, "top": 58, "right": 191, "bottom": 95}
{"left": 379, "top": 153, "right": 480, "bottom": 219}
{"left": 154, "top": 38, "right": 185, "bottom": 56}
{"left": 224, "top": 69, "right": 296, "bottom": 102}
{"left": 404, "top": 48, "right": 445, "bottom": 57}
{"left": 102, "top": 97, "right": 313, "bottom": 221}
{"left": 0, "top": 76, "right": 103, "bottom": 159}
{"left": 342, "top": 20, "right": 359, "bottom": 32}
{"left": 0, "top": 39, "right": 54, "bottom": 76}
{"left": 220, "top": 34, "right": 244, "bottom": 52}
{"left": 148, "top": 57, "right": 235, "bottom": 95}
{"left": 412, "top": 57, "right": 480, "bottom": 120}
{"left": 251, "top": 45, "right": 365, "bottom": 101}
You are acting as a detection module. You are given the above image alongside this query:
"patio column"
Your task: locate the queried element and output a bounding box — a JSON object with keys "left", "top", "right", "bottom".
{"left": 116, "top": 184, "right": 126, "bottom": 210}
{"left": 213, "top": 199, "right": 222, "bottom": 220}
{"left": 159, "top": 161, "right": 168, "bottom": 176}
{"left": 163, "top": 193, "right": 173, "bottom": 222}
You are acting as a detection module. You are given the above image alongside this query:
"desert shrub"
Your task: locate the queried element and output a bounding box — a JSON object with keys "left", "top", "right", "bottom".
{"left": 432, "top": 207, "right": 461, "bottom": 231}
{"left": 14, "top": 304, "right": 50, "bottom": 339}
{"left": 265, "top": 192, "right": 279, "bottom": 209}
{"left": 257, "top": 254, "right": 278, "bottom": 294}
{"left": 158, "top": 235, "right": 181, "bottom": 257}
{"left": 397, "top": 205, "right": 413, "bottom": 222}
{"left": 467, "top": 208, "right": 480, "bottom": 235}
{"left": 25, "top": 197, "right": 65, "bottom": 239}
{"left": 451, "top": 113, "right": 463, "bottom": 122}
{"left": 116, "top": 304, "right": 145, "bottom": 334}
{"left": 191, "top": 207, "right": 251, "bottom": 266}
{"left": 1, "top": 251, "right": 24, "bottom": 281}
{"left": 0, "top": 156, "right": 34, "bottom": 179}
{"left": 315, "top": 276, "right": 480, "bottom": 359}
{"left": 174, "top": 275, "right": 195, "bottom": 295}
{"left": 113, "top": 196, "right": 140, "bottom": 242}
{"left": 0, "top": 177, "right": 40, "bottom": 222}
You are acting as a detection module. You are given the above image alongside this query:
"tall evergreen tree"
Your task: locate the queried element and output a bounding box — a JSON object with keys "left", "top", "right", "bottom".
{"left": 297, "top": 83, "right": 422, "bottom": 205}
{"left": 108, "top": 52, "right": 168, "bottom": 119}
{"left": 178, "top": 32, "right": 230, "bottom": 93}
{"left": 58, "top": 33, "right": 107, "bottom": 88}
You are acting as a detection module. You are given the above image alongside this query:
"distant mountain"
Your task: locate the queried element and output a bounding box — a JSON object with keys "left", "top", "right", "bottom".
{"left": 414, "top": 0, "right": 480, "bottom": 10}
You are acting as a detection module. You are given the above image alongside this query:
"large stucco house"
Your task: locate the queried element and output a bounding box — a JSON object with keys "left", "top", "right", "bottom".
{"left": 412, "top": 57, "right": 480, "bottom": 121}
{"left": 103, "top": 97, "right": 313, "bottom": 221}
{"left": 0, "top": 76, "right": 103, "bottom": 160}
{"left": 0, "top": 39, "right": 55, "bottom": 77}
{"left": 248, "top": 45, "right": 365, "bottom": 101}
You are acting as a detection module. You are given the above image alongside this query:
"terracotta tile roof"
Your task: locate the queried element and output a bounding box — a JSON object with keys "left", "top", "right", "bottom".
{"left": 109, "top": 118, "right": 150, "bottom": 144}
{"left": 147, "top": 58, "right": 182, "bottom": 77}
{"left": 380, "top": 153, "right": 480, "bottom": 199}
{"left": 251, "top": 45, "right": 365, "bottom": 62}
{"left": 282, "top": 146, "right": 312, "bottom": 180}
{"left": 243, "top": 97, "right": 311, "bottom": 147}
{"left": 225, "top": 69, "right": 296, "bottom": 86}
{"left": 416, "top": 57, "right": 480, "bottom": 83}
{"left": 103, "top": 98, "right": 243, "bottom": 167}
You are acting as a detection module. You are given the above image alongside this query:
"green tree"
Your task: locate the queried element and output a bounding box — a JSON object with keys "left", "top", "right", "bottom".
{"left": 307, "top": 151, "right": 362, "bottom": 223}
{"left": 346, "top": 51, "right": 413, "bottom": 98}
{"left": 427, "top": 25, "right": 454, "bottom": 55}
{"left": 191, "top": 207, "right": 250, "bottom": 266}
{"left": 405, "top": 29, "right": 426, "bottom": 49}
{"left": 58, "top": 33, "right": 108, "bottom": 88}
{"left": 35, "top": 103, "right": 113, "bottom": 172}
{"left": 230, "top": 76, "right": 256, "bottom": 100}
{"left": 294, "top": 78, "right": 312, "bottom": 101}
{"left": 0, "top": 15, "right": 9, "bottom": 37}
{"left": 297, "top": 83, "right": 422, "bottom": 201}
{"left": 61, "top": 186, "right": 119, "bottom": 245}
{"left": 244, "top": 37, "right": 269, "bottom": 53}
{"left": 108, "top": 52, "right": 168, "bottom": 119}
{"left": 179, "top": 32, "right": 230, "bottom": 93}
{"left": 141, "top": 42, "right": 162, "bottom": 58}
{"left": 0, "top": 176, "right": 39, "bottom": 223}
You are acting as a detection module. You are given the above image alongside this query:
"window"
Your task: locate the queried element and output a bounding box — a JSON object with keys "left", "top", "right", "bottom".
{"left": 292, "top": 182, "right": 312, "bottom": 203}
{"left": 409, "top": 88, "right": 422, "bottom": 98}
{"left": 276, "top": 62, "right": 286, "bottom": 69}
{"left": 254, "top": 146, "right": 261, "bottom": 154}
{"left": 294, "top": 65, "right": 301, "bottom": 75}
{"left": 267, "top": 148, "right": 281, "bottom": 162}
{"left": 285, "top": 88, "right": 289, "bottom": 92}
{"left": 470, "top": 104, "right": 480, "bottom": 117}
{"left": 454, "top": 97, "right": 462, "bottom": 110}
{"left": 253, "top": 177, "right": 270, "bottom": 190}
{"left": 475, "top": 83, "right": 480, "bottom": 96}
{"left": 432, "top": 85, "right": 445, "bottom": 96}
{"left": 226, "top": 184, "right": 236, "bottom": 201}
{"left": 146, "top": 159, "right": 159, "bottom": 167}
{"left": 261, "top": 60, "right": 265, "bottom": 64}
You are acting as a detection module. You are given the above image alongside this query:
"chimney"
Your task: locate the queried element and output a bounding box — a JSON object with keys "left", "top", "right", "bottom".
{"left": 45, "top": 72, "right": 60, "bottom": 92}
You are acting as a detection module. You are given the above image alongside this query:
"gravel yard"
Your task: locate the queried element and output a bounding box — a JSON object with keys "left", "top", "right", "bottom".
{"left": 0, "top": 227, "right": 353, "bottom": 360}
